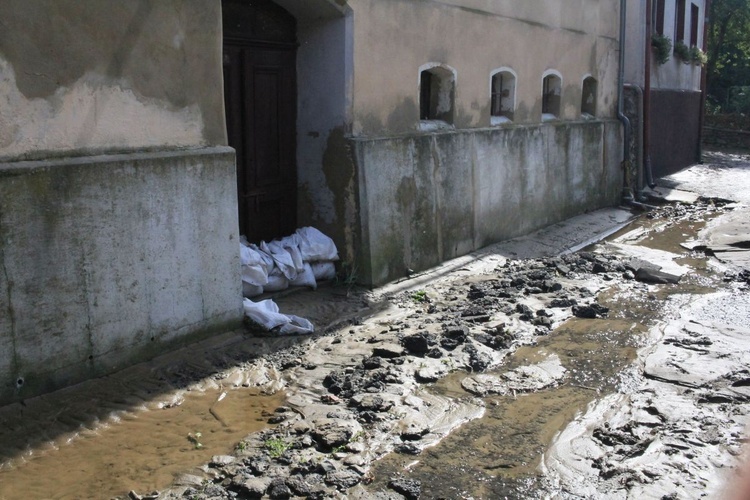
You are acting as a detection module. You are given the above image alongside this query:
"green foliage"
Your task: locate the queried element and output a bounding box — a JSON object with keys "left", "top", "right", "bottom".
{"left": 411, "top": 290, "right": 428, "bottom": 302}
{"left": 673, "top": 40, "right": 691, "bottom": 63}
{"left": 264, "top": 437, "right": 290, "bottom": 458}
{"left": 689, "top": 46, "right": 708, "bottom": 66}
{"left": 651, "top": 33, "right": 672, "bottom": 64}
{"left": 707, "top": 0, "right": 750, "bottom": 108}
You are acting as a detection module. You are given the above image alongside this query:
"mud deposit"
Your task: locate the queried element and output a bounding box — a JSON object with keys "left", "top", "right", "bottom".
{"left": 1, "top": 194, "right": 745, "bottom": 500}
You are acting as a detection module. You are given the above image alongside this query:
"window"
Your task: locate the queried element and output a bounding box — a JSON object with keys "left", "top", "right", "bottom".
{"left": 654, "top": 0, "right": 665, "bottom": 35}
{"left": 676, "top": 0, "right": 686, "bottom": 43}
{"left": 581, "top": 76, "right": 597, "bottom": 118}
{"left": 419, "top": 64, "right": 456, "bottom": 129}
{"left": 542, "top": 71, "right": 562, "bottom": 120}
{"left": 490, "top": 68, "right": 516, "bottom": 124}
{"left": 690, "top": 3, "right": 699, "bottom": 46}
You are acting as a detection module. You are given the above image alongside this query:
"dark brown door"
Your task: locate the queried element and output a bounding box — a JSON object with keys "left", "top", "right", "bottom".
{"left": 222, "top": 0, "right": 297, "bottom": 243}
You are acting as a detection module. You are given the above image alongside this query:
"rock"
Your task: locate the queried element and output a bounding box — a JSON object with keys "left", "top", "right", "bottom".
{"left": 464, "top": 342, "right": 492, "bottom": 372}
{"left": 311, "top": 418, "right": 357, "bottom": 449}
{"left": 635, "top": 267, "right": 681, "bottom": 284}
{"left": 572, "top": 303, "right": 609, "bottom": 319}
{"left": 210, "top": 455, "right": 236, "bottom": 467}
{"left": 351, "top": 393, "right": 394, "bottom": 412}
{"left": 399, "top": 417, "right": 430, "bottom": 441}
{"left": 401, "top": 333, "right": 434, "bottom": 355}
{"left": 515, "top": 303, "right": 533, "bottom": 316}
{"left": 372, "top": 343, "right": 404, "bottom": 358}
{"left": 174, "top": 473, "right": 205, "bottom": 488}
{"left": 268, "top": 477, "right": 292, "bottom": 499}
{"left": 235, "top": 477, "right": 272, "bottom": 498}
{"left": 362, "top": 356, "right": 384, "bottom": 369}
{"left": 550, "top": 297, "right": 577, "bottom": 308}
{"left": 388, "top": 478, "right": 422, "bottom": 499}
{"left": 325, "top": 469, "right": 362, "bottom": 490}
{"left": 416, "top": 364, "right": 446, "bottom": 383}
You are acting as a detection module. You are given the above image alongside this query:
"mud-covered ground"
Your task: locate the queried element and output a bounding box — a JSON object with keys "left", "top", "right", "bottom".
{"left": 155, "top": 198, "right": 750, "bottom": 498}
{"left": 2, "top": 150, "right": 750, "bottom": 500}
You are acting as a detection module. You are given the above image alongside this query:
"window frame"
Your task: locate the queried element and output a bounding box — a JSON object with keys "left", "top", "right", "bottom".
{"left": 489, "top": 67, "right": 517, "bottom": 124}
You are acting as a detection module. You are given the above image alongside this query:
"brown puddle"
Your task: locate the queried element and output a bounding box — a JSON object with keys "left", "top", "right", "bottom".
{"left": 368, "top": 204, "right": 726, "bottom": 498}
{"left": 0, "top": 385, "right": 285, "bottom": 500}
{"left": 368, "top": 314, "right": 646, "bottom": 498}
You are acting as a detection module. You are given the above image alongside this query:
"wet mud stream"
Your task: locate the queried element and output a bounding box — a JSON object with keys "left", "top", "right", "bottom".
{"left": 368, "top": 201, "right": 727, "bottom": 498}
{"left": 0, "top": 383, "right": 285, "bottom": 500}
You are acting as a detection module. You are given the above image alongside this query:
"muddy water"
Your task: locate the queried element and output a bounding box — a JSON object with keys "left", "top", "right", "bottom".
{"left": 0, "top": 385, "right": 284, "bottom": 500}
{"left": 369, "top": 314, "right": 646, "bottom": 498}
{"left": 369, "top": 205, "right": 725, "bottom": 498}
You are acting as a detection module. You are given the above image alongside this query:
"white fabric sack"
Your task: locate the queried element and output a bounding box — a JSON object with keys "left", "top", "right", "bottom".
{"left": 243, "top": 298, "right": 314, "bottom": 335}
{"left": 289, "top": 262, "right": 317, "bottom": 289}
{"left": 242, "top": 282, "right": 264, "bottom": 298}
{"left": 296, "top": 227, "right": 339, "bottom": 262}
{"left": 262, "top": 240, "right": 298, "bottom": 280}
{"left": 278, "top": 234, "right": 305, "bottom": 273}
{"left": 263, "top": 271, "right": 289, "bottom": 292}
{"left": 240, "top": 244, "right": 269, "bottom": 286}
{"left": 311, "top": 261, "right": 336, "bottom": 282}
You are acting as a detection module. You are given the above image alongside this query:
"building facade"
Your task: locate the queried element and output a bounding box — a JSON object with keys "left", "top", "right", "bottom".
{"left": 624, "top": 0, "right": 707, "bottom": 182}
{"left": 0, "top": 0, "right": 625, "bottom": 403}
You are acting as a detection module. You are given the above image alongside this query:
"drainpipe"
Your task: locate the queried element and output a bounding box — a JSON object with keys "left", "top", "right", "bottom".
{"left": 697, "top": 0, "right": 711, "bottom": 162}
{"left": 643, "top": 0, "right": 656, "bottom": 188}
{"left": 618, "top": 0, "right": 634, "bottom": 201}
{"left": 625, "top": 83, "right": 644, "bottom": 195}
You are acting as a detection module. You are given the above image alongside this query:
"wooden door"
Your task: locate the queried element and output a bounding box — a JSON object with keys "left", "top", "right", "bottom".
{"left": 222, "top": 0, "right": 297, "bottom": 243}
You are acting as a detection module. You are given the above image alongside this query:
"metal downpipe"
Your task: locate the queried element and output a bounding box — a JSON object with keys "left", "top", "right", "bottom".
{"left": 617, "top": 0, "right": 634, "bottom": 201}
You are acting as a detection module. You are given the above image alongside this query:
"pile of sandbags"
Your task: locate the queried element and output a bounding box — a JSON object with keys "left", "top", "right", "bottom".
{"left": 240, "top": 227, "right": 338, "bottom": 298}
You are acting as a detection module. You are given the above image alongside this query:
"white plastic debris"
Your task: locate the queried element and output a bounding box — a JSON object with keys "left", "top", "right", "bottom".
{"left": 243, "top": 298, "right": 314, "bottom": 335}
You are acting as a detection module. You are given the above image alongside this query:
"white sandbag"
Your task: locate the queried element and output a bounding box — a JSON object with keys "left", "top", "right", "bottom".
{"left": 243, "top": 298, "right": 314, "bottom": 335}
{"left": 278, "top": 234, "right": 305, "bottom": 273}
{"left": 263, "top": 271, "right": 289, "bottom": 292}
{"left": 311, "top": 261, "right": 336, "bottom": 282}
{"left": 262, "top": 241, "right": 298, "bottom": 280}
{"left": 289, "top": 262, "right": 317, "bottom": 289}
{"left": 240, "top": 244, "right": 269, "bottom": 286}
{"left": 296, "top": 227, "right": 339, "bottom": 262}
{"left": 242, "top": 282, "right": 264, "bottom": 298}
{"left": 250, "top": 243, "right": 275, "bottom": 271}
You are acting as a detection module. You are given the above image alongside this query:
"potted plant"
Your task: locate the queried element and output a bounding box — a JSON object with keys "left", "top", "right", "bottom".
{"left": 689, "top": 46, "right": 708, "bottom": 66}
{"left": 673, "top": 40, "right": 691, "bottom": 63}
{"left": 651, "top": 33, "right": 672, "bottom": 64}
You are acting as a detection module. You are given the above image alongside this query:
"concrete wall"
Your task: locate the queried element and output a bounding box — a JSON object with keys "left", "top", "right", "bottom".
{"left": 352, "top": 120, "right": 623, "bottom": 286}
{"left": 0, "top": 149, "right": 241, "bottom": 404}
{"left": 348, "top": 0, "right": 621, "bottom": 136}
{"left": 0, "top": 1, "right": 240, "bottom": 404}
{"left": 0, "top": 0, "right": 225, "bottom": 161}
{"left": 294, "top": 10, "right": 358, "bottom": 264}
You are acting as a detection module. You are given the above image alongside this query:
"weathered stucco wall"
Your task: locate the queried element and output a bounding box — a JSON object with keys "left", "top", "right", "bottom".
{"left": 0, "top": 0, "right": 225, "bottom": 161}
{"left": 295, "top": 11, "right": 358, "bottom": 264}
{"left": 0, "top": 1, "right": 239, "bottom": 404}
{"left": 348, "top": 0, "right": 621, "bottom": 136}
{"left": 0, "top": 148, "right": 241, "bottom": 404}
{"left": 352, "top": 121, "right": 622, "bottom": 286}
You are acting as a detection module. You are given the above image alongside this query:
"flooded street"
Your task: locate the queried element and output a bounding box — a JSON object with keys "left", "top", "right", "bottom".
{"left": 1, "top": 151, "right": 750, "bottom": 499}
